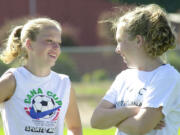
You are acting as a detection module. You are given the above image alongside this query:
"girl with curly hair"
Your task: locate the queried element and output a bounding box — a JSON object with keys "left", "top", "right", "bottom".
{"left": 91, "top": 4, "right": 180, "bottom": 135}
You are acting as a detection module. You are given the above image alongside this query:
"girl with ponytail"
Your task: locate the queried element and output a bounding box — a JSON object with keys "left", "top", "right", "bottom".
{"left": 0, "top": 18, "right": 82, "bottom": 135}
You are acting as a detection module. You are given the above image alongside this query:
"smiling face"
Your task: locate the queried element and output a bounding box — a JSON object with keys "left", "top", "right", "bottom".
{"left": 27, "top": 26, "right": 61, "bottom": 68}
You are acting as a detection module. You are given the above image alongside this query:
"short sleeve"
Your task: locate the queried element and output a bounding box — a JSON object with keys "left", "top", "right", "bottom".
{"left": 103, "top": 80, "right": 118, "bottom": 104}
{"left": 142, "top": 70, "right": 180, "bottom": 115}
{"left": 103, "top": 72, "right": 125, "bottom": 104}
{"left": 66, "top": 76, "right": 71, "bottom": 91}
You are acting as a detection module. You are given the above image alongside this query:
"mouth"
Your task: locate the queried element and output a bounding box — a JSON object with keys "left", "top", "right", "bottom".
{"left": 48, "top": 52, "right": 57, "bottom": 59}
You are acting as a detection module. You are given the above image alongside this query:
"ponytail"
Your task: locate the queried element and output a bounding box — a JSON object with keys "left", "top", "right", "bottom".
{"left": 0, "top": 25, "right": 23, "bottom": 64}
{"left": 0, "top": 17, "right": 62, "bottom": 65}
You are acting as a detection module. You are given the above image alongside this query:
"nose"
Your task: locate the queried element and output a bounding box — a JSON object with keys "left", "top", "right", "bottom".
{"left": 52, "top": 42, "right": 60, "bottom": 49}
{"left": 115, "top": 44, "right": 121, "bottom": 54}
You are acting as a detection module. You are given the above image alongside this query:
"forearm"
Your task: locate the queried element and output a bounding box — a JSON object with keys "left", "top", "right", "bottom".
{"left": 117, "top": 107, "right": 164, "bottom": 135}
{"left": 91, "top": 106, "right": 139, "bottom": 129}
{"left": 117, "top": 115, "right": 143, "bottom": 135}
{"left": 66, "top": 88, "right": 83, "bottom": 135}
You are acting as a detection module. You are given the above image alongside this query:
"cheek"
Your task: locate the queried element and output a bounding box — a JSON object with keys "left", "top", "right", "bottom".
{"left": 35, "top": 46, "right": 49, "bottom": 57}
{"left": 54, "top": 47, "right": 61, "bottom": 60}
{"left": 34, "top": 42, "right": 49, "bottom": 51}
{"left": 57, "top": 48, "right": 61, "bottom": 56}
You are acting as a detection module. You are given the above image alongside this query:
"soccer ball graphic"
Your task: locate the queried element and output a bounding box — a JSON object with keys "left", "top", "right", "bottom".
{"left": 32, "top": 95, "right": 55, "bottom": 119}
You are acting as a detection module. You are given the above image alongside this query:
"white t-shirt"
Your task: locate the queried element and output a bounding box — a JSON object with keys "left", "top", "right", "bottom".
{"left": 103, "top": 64, "right": 180, "bottom": 135}
{"left": 0, "top": 67, "right": 71, "bottom": 135}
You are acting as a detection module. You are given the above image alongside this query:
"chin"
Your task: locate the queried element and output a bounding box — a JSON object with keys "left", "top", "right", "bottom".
{"left": 50, "top": 63, "right": 56, "bottom": 68}
{"left": 48, "top": 58, "right": 57, "bottom": 66}
{"left": 48, "top": 61, "right": 56, "bottom": 68}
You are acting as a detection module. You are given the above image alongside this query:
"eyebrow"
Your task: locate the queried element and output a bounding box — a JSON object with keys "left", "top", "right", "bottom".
{"left": 44, "top": 36, "right": 62, "bottom": 43}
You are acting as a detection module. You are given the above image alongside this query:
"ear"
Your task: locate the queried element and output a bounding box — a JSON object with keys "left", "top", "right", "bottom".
{"left": 25, "top": 39, "right": 33, "bottom": 50}
{"left": 136, "top": 35, "right": 144, "bottom": 48}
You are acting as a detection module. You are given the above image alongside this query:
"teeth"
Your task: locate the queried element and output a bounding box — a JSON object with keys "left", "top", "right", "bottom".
{"left": 49, "top": 54, "right": 56, "bottom": 58}
{"left": 48, "top": 51, "right": 57, "bottom": 59}
{"left": 50, "top": 54, "right": 56, "bottom": 57}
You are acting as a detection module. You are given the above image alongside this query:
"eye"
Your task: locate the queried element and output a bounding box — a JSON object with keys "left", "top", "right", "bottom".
{"left": 46, "top": 39, "right": 53, "bottom": 43}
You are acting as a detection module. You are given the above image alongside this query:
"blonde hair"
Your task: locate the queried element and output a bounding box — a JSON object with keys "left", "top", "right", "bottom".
{"left": 115, "top": 4, "right": 176, "bottom": 57}
{"left": 0, "top": 18, "right": 61, "bottom": 64}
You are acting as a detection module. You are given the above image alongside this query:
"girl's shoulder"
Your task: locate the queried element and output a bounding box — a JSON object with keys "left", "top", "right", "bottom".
{"left": 51, "top": 71, "right": 70, "bottom": 81}
{"left": 116, "top": 68, "right": 137, "bottom": 78}
{"left": 0, "top": 69, "right": 16, "bottom": 102}
{"left": 157, "top": 64, "right": 180, "bottom": 80}
{"left": 115, "top": 69, "right": 134, "bottom": 82}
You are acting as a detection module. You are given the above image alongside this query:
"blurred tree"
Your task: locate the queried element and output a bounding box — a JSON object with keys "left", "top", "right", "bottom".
{"left": 107, "top": 0, "right": 180, "bottom": 12}
{"left": 0, "top": 62, "right": 9, "bottom": 76}
{"left": 81, "top": 69, "right": 109, "bottom": 82}
{"left": 61, "top": 24, "right": 80, "bottom": 47}
{"left": 52, "top": 54, "right": 80, "bottom": 81}
{"left": 167, "top": 50, "right": 180, "bottom": 72}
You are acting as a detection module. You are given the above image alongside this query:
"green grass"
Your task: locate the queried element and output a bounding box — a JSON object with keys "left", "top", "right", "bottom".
{"left": 0, "top": 127, "right": 116, "bottom": 135}
{"left": 1, "top": 127, "right": 180, "bottom": 135}
{"left": 82, "top": 128, "right": 116, "bottom": 135}
{"left": 73, "top": 81, "right": 112, "bottom": 96}
{"left": 0, "top": 128, "right": 3, "bottom": 135}
{"left": 64, "top": 128, "right": 116, "bottom": 135}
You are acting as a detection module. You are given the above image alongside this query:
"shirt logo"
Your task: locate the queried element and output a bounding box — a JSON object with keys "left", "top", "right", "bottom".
{"left": 24, "top": 88, "right": 62, "bottom": 121}
{"left": 29, "top": 106, "right": 61, "bottom": 119}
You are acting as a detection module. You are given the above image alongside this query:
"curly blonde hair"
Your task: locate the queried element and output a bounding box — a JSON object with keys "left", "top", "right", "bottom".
{"left": 115, "top": 4, "right": 176, "bottom": 57}
{"left": 0, "top": 18, "right": 61, "bottom": 64}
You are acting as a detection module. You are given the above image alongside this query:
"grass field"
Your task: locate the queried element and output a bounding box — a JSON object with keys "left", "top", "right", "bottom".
{"left": 1, "top": 127, "right": 180, "bottom": 135}
{"left": 64, "top": 128, "right": 116, "bottom": 135}
{"left": 73, "top": 81, "right": 112, "bottom": 96}
{"left": 0, "top": 127, "right": 116, "bottom": 135}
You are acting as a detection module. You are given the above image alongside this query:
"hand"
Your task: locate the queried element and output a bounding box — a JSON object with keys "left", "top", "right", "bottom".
{"left": 154, "top": 120, "right": 165, "bottom": 130}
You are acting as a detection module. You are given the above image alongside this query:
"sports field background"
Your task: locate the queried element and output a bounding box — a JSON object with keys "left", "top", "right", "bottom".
{"left": 0, "top": 128, "right": 180, "bottom": 135}
{"left": 0, "top": 127, "right": 116, "bottom": 135}
{"left": 0, "top": 81, "right": 180, "bottom": 135}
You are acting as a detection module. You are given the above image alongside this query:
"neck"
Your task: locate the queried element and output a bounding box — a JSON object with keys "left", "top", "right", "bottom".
{"left": 24, "top": 63, "right": 51, "bottom": 77}
{"left": 129, "top": 57, "right": 165, "bottom": 71}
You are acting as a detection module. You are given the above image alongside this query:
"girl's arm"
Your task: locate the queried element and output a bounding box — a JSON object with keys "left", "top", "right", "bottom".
{"left": 91, "top": 100, "right": 140, "bottom": 129}
{"left": 117, "top": 107, "right": 164, "bottom": 135}
{"left": 0, "top": 72, "right": 16, "bottom": 103}
{"left": 65, "top": 88, "right": 82, "bottom": 135}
